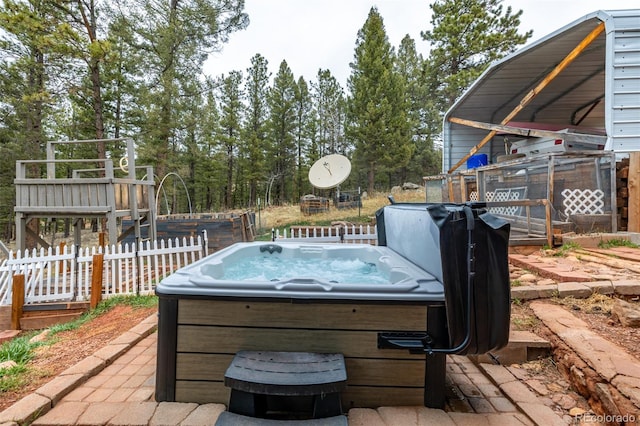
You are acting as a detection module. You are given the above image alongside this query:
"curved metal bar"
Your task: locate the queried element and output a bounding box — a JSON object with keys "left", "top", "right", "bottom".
{"left": 155, "top": 172, "right": 193, "bottom": 216}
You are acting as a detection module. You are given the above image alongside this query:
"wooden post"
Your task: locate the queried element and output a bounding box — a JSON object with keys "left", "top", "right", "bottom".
{"left": 240, "top": 213, "right": 247, "bottom": 242}
{"left": 447, "top": 21, "right": 606, "bottom": 174}
{"left": 459, "top": 175, "right": 467, "bottom": 202}
{"left": 59, "top": 241, "right": 66, "bottom": 272}
{"left": 11, "top": 274, "right": 25, "bottom": 330}
{"left": 447, "top": 176, "right": 455, "bottom": 202}
{"left": 98, "top": 232, "right": 106, "bottom": 247}
{"left": 628, "top": 153, "right": 640, "bottom": 232}
{"left": 90, "top": 253, "right": 104, "bottom": 309}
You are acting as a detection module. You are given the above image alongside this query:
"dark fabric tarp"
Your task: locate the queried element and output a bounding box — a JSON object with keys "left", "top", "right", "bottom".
{"left": 376, "top": 203, "right": 510, "bottom": 355}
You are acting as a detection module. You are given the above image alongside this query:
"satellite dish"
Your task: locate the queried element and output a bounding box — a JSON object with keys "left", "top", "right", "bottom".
{"left": 308, "top": 154, "right": 351, "bottom": 189}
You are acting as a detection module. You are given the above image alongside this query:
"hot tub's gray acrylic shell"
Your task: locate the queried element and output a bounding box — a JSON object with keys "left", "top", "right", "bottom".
{"left": 156, "top": 242, "right": 445, "bottom": 302}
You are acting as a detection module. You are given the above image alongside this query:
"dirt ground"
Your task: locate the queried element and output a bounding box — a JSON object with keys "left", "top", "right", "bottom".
{"left": 557, "top": 295, "right": 640, "bottom": 356}
{"left": 0, "top": 304, "right": 157, "bottom": 412}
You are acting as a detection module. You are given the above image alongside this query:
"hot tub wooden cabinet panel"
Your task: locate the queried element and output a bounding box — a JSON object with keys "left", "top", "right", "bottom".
{"left": 156, "top": 297, "right": 447, "bottom": 409}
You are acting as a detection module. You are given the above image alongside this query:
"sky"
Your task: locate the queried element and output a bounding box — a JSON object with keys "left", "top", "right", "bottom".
{"left": 203, "top": 1, "right": 639, "bottom": 87}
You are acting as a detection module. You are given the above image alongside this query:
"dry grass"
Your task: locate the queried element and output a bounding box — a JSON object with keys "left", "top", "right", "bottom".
{"left": 255, "top": 190, "right": 426, "bottom": 234}
{"left": 510, "top": 301, "right": 540, "bottom": 331}
{"left": 552, "top": 293, "right": 615, "bottom": 315}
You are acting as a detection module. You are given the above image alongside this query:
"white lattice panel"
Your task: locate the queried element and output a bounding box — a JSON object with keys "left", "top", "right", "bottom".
{"left": 562, "top": 189, "right": 604, "bottom": 215}
{"left": 487, "top": 187, "right": 526, "bottom": 216}
{"left": 469, "top": 191, "right": 478, "bottom": 201}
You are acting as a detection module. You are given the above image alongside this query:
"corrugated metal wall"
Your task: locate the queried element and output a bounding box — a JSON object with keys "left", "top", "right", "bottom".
{"left": 607, "top": 10, "right": 640, "bottom": 151}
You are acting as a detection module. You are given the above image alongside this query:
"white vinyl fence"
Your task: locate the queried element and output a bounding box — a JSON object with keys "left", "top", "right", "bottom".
{"left": 272, "top": 224, "right": 377, "bottom": 244}
{"left": 0, "top": 231, "right": 207, "bottom": 306}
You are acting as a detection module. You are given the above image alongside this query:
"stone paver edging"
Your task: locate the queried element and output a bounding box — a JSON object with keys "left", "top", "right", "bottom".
{"left": 0, "top": 314, "right": 158, "bottom": 425}
{"left": 530, "top": 301, "right": 640, "bottom": 421}
{"left": 509, "top": 254, "right": 592, "bottom": 282}
{"left": 510, "top": 280, "right": 640, "bottom": 301}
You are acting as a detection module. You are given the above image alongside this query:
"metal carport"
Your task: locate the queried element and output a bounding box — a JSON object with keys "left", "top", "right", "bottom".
{"left": 442, "top": 9, "right": 640, "bottom": 173}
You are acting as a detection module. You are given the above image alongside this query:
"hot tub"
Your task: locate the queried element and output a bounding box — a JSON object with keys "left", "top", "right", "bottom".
{"left": 160, "top": 242, "right": 445, "bottom": 301}
{"left": 155, "top": 203, "right": 510, "bottom": 409}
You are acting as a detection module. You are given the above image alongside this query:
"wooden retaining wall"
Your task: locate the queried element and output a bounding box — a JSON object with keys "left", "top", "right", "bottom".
{"left": 122, "top": 212, "right": 254, "bottom": 253}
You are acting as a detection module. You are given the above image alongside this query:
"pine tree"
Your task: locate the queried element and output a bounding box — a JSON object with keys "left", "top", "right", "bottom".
{"left": 266, "top": 60, "right": 297, "bottom": 205}
{"left": 53, "top": 0, "right": 109, "bottom": 161}
{"left": 194, "top": 85, "right": 222, "bottom": 211}
{"left": 0, "top": 0, "right": 73, "bottom": 247}
{"left": 422, "top": 0, "right": 532, "bottom": 113}
{"left": 346, "top": 7, "right": 413, "bottom": 194}
{"left": 293, "top": 77, "right": 314, "bottom": 199}
{"left": 312, "top": 69, "right": 346, "bottom": 157}
{"left": 219, "top": 71, "right": 244, "bottom": 209}
{"left": 111, "top": 0, "right": 248, "bottom": 179}
{"left": 243, "top": 54, "right": 270, "bottom": 206}
{"left": 176, "top": 78, "right": 213, "bottom": 214}
{"left": 396, "top": 35, "right": 441, "bottom": 183}
{"left": 97, "top": 12, "right": 147, "bottom": 148}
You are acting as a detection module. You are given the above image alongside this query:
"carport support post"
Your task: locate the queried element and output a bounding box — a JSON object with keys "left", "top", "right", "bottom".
{"left": 424, "top": 304, "right": 447, "bottom": 408}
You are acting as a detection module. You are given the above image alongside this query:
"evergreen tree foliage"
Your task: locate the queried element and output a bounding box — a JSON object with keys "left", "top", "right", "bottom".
{"left": 293, "top": 77, "right": 314, "bottom": 199}
{"left": 192, "top": 85, "right": 222, "bottom": 212}
{"left": 0, "top": 0, "right": 71, "bottom": 154}
{"left": 422, "top": 0, "right": 532, "bottom": 113}
{"left": 242, "top": 54, "right": 270, "bottom": 206}
{"left": 312, "top": 69, "right": 347, "bottom": 157}
{"left": 266, "top": 60, "right": 297, "bottom": 205}
{"left": 110, "top": 0, "right": 248, "bottom": 179}
{"left": 396, "top": 35, "right": 441, "bottom": 183}
{"left": 0, "top": 0, "right": 539, "bottom": 229}
{"left": 346, "top": 7, "right": 413, "bottom": 194}
{"left": 172, "top": 78, "right": 212, "bottom": 215}
{"left": 52, "top": 0, "right": 110, "bottom": 160}
{"left": 100, "top": 13, "right": 144, "bottom": 141}
{"left": 219, "top": 71, "right": 244, "bottom": 209}
{"left": 0, "top": 0, "right": 75, "bottom": 246}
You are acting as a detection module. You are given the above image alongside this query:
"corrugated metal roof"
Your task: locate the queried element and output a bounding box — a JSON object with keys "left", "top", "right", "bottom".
{"left": 443, "top": 9, "right": 640, "bottom": 172}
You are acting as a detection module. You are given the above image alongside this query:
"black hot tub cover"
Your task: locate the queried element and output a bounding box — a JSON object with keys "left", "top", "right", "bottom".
{"left": 376, "top": 203, "right": 511, "bottom": 355}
